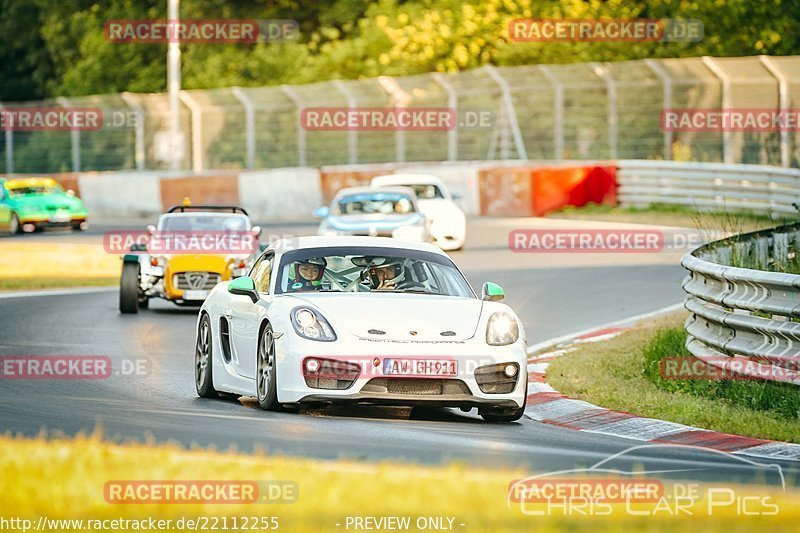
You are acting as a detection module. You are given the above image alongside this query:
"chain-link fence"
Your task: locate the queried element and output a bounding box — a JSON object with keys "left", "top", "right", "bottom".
{"left": 2, "top": 55, "right": 800, "bottom": 174}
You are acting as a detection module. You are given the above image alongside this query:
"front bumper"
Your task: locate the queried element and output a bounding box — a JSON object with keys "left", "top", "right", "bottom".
{"left": 275, "top": 333, "right": 528, "bottom": 408}
{"left": 19, "top": 213, "right": 87, "bottom": 226}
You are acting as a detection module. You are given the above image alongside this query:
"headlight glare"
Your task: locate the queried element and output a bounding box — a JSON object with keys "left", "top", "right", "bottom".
{"left": 486, "top": 312, "right": 519, "bottom": 346}
{"left": 291, "top": 307, "right": 337, "bottom": 342}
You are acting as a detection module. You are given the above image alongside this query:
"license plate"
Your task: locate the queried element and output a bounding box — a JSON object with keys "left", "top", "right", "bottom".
{"left": 50, "top": 211, "right": 70, "bottom": 223}
{"left": 383, "top": 359, "right": 457, "bottom": 376}
{"left": 183, "top": 290, "right": 209, "bottom": 301}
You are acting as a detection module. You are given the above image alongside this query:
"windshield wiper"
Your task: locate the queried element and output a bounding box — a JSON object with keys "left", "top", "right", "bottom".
{"left": 381, "top": 289, "right": 440, "bottom": 295}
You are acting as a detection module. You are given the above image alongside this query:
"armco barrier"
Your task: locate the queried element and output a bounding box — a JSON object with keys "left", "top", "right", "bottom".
{"left": 682, "top": 223, "right": 800, "bottom": 386}
{"left": 619, "top": 160, "right": 800, "bottom": 214}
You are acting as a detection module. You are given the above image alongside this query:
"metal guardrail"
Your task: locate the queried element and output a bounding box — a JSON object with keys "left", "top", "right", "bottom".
{"left": 682, "top": 223, "right": 800, "bottom": 385}
{"left": 619, "top": 160, "right": 800, "bottom": 215}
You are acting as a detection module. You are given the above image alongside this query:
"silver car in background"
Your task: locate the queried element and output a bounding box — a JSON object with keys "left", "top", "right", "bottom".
{"left": 314, "top": 186, "right": 431, "bottom": 242}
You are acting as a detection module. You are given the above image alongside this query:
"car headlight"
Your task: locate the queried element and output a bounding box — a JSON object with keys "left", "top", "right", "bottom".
{"left": 291, "top": 307, "right": 337, "bottom": 342}
{"left": 486, "top": 312, "right": 519, "bottom": 346}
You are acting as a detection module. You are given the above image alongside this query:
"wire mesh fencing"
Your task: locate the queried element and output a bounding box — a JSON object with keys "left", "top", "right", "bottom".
{"left": 2, "top": 55, "right": 799, "bottom": 174}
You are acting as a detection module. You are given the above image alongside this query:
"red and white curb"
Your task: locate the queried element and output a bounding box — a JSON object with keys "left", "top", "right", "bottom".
{"left": 524, "top": 304, "right": 800, "bottom": 462}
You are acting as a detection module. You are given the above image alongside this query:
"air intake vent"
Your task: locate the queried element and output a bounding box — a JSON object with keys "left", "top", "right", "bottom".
{"left": 368, "top": 329, "right": 386, "bottom": 335}
{"left": 440, "top": 331, "right": 456, "bottom": 337}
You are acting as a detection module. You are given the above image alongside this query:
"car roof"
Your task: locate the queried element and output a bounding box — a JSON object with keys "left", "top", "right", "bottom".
{"left": 5, "top": 177, "right": 58, "bottom": 187}
{"left": 269, "top": 235, "right": 446, "bottom": 256}
{"left": 159, "top": 211, "right": 249, "bottom": 218}
{"left": 371, "top": 173, "right": 445, "bottom": 186}
{"left": 335, "top": 185, "right": 417, "bottom": 198}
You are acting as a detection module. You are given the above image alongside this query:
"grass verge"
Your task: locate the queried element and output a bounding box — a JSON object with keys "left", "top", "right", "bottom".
{"left": 0, "top": 241, "right": 119, "bottom": 290}
{"left": 547, "top": 312, "right": 800, "bottom": 444}
{"left": 547, "top": 203, "right": 790, "bottom": 233}
{"left": 1, "top": 433, "right": 799, "bottom": 531}
{"left": 0, "top": 276, "right": 118, "bottom": 291}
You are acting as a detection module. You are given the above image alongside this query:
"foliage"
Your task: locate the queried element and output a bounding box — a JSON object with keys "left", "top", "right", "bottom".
{"left": 2, "top": 0, "right": 799, "bottom": 100}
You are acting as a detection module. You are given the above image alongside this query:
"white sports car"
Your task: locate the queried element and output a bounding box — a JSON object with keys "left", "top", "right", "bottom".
{"left": 371, "top": 174, "right": 467, "bottom": 250}
{"left": 194, "top": 236, "right": 528, "bottom": 422}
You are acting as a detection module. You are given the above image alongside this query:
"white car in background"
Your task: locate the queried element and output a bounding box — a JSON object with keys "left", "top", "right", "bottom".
{"left": 194, "top": 236, "right": 528, "bottom": 422}
{"left": 371, "top": 174, "right": 466, "bottom": 250}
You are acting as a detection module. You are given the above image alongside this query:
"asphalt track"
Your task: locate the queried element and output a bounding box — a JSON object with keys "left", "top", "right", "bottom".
{"left": 1, "top": 218, "right": 797, "bottom": 488}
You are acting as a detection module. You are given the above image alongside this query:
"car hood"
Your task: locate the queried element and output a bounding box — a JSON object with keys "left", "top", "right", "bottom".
{"left": 327, "top": 213, "right": 422, "bottom": 231}
{"left": 415, "top": 199, "right": 462, "bottom": 222}
{"left": 288, "top": 292, "right": 483, "bottom": 341}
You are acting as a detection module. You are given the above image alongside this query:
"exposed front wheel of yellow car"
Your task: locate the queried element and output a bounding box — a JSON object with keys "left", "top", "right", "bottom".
{"left": 119, "top": 261, "right": 140, "bottom": 314}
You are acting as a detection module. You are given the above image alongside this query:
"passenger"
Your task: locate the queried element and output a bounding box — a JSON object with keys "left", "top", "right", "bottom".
{"left": 289, "top": 258, "right": 327, "bottom": 291}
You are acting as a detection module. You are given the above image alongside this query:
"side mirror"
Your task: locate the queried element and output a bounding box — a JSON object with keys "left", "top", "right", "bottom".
{"left": 66, "top": 189, "right": 76, "bottom": 197}
{"left": 481, "top": 282, "right": 504, "bottom": 302}
{"left": 313, "top": 206, "right": 329, "bottom": 219}
{"left": 251, "top": 225, "right": 262, "bottom": 237}
{"left": 228, "top": 276, "right": 259, "bottom": 303}
{"left": 146, "top": 224, "right": 156, "bottom": 236}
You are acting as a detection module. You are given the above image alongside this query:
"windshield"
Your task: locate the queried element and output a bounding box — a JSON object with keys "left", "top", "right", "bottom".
{"left": 7, "top": 183, "right": 62, "bottom": 196}
{"left": 275, "top": 246, "right": 473, "bottom": 297}
{"left": 334, "top": 192, "right": 416, "bottom": 215}
{"left": 402, "top": 184, "right": 444, "bottom": 199}
{"left": 157, "top": 214, "right": 251, "bottom": 232}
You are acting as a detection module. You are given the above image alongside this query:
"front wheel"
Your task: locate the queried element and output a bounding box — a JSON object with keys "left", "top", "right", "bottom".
{"left": 195, "top": 314, "right": 218, "bottom": 398}
{"left": 119, "top": 261, "right": 141, "bottom": 314}
{"left": 7, "top": 213, "right": 20, "bottom": 235}
{"left": 256, "top": 323, "right": 280, "bottom": 411}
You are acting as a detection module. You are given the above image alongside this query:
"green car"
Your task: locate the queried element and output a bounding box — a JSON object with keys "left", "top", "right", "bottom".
{"left": 0, "top": 177, "right": 88, "bottom": 234}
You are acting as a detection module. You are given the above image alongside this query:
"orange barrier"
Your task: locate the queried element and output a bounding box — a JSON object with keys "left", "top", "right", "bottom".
{"left": 533, "top": 165, "right": 617, "bottom": 216}
{"left": 478, "top": 167, "right": 535, "bottom": 217}
{"left": 159, "top": 175, "right": 240, "bottom": 211}
{"left": 319, "top": 168, "right": 396, "bottom": 204}
{"left": 479, "top": 165, "right": 617, "bottom": 216}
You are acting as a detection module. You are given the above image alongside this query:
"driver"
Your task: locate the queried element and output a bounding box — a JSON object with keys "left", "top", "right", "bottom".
{"left": 290, "top": 257, "right": 327, "bottom": 291}
{"left": 367, "top": 259, "right": 405, "bottom": 290}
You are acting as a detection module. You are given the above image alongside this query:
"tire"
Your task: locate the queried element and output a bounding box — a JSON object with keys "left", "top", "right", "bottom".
{"left": 119, "top": 261, "right": 141, "bottom": 314}
{"left": 7, "top": 213, "right": 20, "bottom": 235}
{"left": 480, "top": 398, "right": 526, "bottom": 423}
{"left": 256, "top": 323, "right": 281, "bottom": 411}
{"left": 195, "top": 313, "right": 218, "bottom": 398}
{"left": 71, "top": 221, "right": 86, "bottom": 232}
